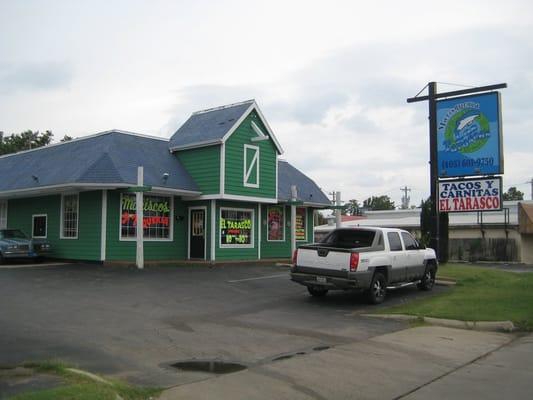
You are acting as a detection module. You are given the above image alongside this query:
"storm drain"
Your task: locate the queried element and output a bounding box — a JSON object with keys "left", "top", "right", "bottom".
{"left": 171, "top": 361, "right": 247, "bottom": 375}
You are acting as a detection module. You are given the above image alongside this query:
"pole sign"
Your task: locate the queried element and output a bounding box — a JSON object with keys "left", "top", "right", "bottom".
{"left": 438, "top": 177, "right": 502, "bottom": 212}
{"left": 437, "top": 92, "right": 503, "bottom": 178}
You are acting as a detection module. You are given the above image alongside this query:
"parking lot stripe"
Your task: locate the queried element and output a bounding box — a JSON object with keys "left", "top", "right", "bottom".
{"left": 0, "top": 263, "right": 69, "bottom": 269}
{"left": 228, "top": 273, "right": 288, "bottom": 283}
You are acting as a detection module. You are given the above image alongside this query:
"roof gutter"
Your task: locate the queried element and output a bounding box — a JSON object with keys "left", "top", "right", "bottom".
{"left": 0, "top": 183, "right": 202, "bottom": 199}
{"left": 169, "top": 139, "right": 223, "bottom": 152}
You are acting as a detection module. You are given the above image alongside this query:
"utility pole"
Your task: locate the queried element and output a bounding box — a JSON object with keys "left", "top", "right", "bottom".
{"left": 335, "top": 191, "right": 342, "bottom": 229}
{"left": 400, "top": 186, "right": 411, "bottom": 209}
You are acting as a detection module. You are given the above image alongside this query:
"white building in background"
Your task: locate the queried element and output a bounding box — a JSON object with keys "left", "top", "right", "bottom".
{"left": 315, "top": 201, "right": 533, "bottom": 264}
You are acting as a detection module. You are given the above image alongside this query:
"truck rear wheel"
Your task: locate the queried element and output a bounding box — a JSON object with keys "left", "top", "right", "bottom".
{"left": 418, "top": 264, "right": 436, "bottom": 291}
{"left": 367, "top": 272, "right": 387, "bottom": 304}
{"left": 307, "top": 286, "right": 328, "bottom": 297}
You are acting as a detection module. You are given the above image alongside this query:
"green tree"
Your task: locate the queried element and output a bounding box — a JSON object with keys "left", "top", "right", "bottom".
{"left": 0, "top": 130, "right": 54, "bottom": 155}
{"left": 363, "top": 195, "right": 395, "bottom": 210}
{"left": 419, "top": 197, "right": 449, "bottom": 262}
{"left": 60, "top": 135, "right": 73, "bottom": 142}
{"left": 344, "top": 199, "right": 361, "bottom": 216}
{"left": 502, "top": 186, "right": 524, "bottom": 201}
{"left": 419, "top": 197, "right": 432, "bottom": 248}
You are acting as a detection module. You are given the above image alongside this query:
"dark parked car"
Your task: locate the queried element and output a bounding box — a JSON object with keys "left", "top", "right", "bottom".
{"left": 0, "top": 229, "right": 51, "bottom": 264}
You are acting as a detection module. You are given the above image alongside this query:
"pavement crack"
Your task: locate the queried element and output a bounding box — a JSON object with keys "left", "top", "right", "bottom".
{"left": 392, "top": 334, "right": 520, "bottom": 400}
{"left": 250, "top": 366, "right": 328, "bottom": 400}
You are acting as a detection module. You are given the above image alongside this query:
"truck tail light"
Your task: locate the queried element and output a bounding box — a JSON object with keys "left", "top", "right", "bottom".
{"left": 292, "top": 249, "right": 298, "bottom": 265}
{"left": 349, "top": 252, "right": 359, "bottom": 271}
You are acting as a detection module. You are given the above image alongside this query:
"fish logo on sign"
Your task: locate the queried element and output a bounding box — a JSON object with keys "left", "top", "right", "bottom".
{"left": 443, "top": 107, "right": 491, "bottom": 154}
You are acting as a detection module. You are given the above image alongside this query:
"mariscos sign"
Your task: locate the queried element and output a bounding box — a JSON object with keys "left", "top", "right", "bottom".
{"left": 438, "top": 177, "right": 502, "bottom": 212}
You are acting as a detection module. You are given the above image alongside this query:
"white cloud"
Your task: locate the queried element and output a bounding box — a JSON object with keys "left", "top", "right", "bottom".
{"left": 0, "top": 0, "right": 531, "bottom": 206}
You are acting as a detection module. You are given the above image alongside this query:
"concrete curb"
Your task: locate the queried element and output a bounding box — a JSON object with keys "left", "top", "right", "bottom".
{"left": 362, "top": 314, "right": 516, "bottom": 332}
{"left": 65, "top": 369, "right": 125, "bottom": 400}
{"left": 435, "top": 279, "right": 457, "bottom": 286}
{"left": 65, "top": 368, "right": 112, "bottom": 385}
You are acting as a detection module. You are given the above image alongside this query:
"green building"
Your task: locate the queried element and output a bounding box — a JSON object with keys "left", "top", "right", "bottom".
{"left": 0, "top": 100, "right": 330, "bottom": 263}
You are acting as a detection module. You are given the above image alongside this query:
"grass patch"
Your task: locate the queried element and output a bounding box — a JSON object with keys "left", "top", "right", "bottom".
{"left": 381, "top": 263, "right": 533, "bottom": 331}
{"left": 9, "top": 360, "right": 161, "bottom": 400}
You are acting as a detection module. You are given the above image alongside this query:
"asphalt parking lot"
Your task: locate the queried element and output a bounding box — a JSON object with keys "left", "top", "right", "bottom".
{"left": 0, "top": 262, "right": 446, "bottom": 387}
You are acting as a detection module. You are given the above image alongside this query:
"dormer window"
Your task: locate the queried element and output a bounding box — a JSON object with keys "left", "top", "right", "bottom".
{"left": 243, "top": 144, "right": 259, "bottom": 188}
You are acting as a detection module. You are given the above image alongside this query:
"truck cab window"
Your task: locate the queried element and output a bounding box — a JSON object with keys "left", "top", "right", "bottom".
{"left": 387, "top": 232, "right": 403, "bottom": 251}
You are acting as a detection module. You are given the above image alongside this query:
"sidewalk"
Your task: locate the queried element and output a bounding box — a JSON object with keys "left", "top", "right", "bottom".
{"left": 160, "top": 326, "right": 526, "bottom": 400}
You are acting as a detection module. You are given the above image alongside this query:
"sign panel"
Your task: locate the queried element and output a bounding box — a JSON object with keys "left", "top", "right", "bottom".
{"left": 437, "top": 92, "right": 503, "bottom": 177}
{"left": 438, "top": 177, "right": 502, "bottom": 212}
{"left": 220, "top": 209, "right": 253, "bottom": 246}
{"left": 295, "top": 207, "right": 306, "bottom": 241}
{"left": 267, "top": 206, "right": 284, "bottom": 241}
{"left": 120, "top": 194, "right": 171, "bottom": 239}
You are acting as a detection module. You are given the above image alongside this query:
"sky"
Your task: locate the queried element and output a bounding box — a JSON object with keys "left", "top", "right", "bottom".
{"left": 1, "top": 0, "right": 532, "bottom": 206}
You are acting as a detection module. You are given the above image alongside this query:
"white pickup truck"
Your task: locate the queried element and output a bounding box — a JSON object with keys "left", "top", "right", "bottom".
{"left": 291, "top": 227, "right": 438, "bottom": 304}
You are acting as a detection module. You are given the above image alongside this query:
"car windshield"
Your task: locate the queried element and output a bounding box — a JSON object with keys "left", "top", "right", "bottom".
{"left": 0, "top": 229, "right": 28, "bottom": 239}
{"left": 320, "top": 229, "right": 375, "bottom": 249}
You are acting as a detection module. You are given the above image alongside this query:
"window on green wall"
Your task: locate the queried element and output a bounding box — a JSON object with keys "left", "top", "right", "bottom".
{"left": 61, "top": 194, "right": 79, "bottom": 239}
{"left": 0, "top": 201, "right": 7, "bottom": 229}
{"left": 120, "top": 193, "right": 173, "bottom": 241}
{"left": 220, "top": 207, "right": 254, "bottom": 248}
{"left": 243, "top": 144, "right": 259, "bottom": 188}
{"left": 267, "top": 205, "right": 285, "bottom": 241}
{"left": 32, "top": 214, "right": 47, "bottom": 238}
{"left": 296, "top": 207, "right": 307, "bottom": 241}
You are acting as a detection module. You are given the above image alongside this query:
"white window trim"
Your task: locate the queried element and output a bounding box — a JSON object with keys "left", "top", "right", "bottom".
{"left": 243, "top": 144, "right": 260, "bottom": 188}
{"left": 32, "top": 214, "right": 48, "bottom": 239}
{"left": 219, "top": 206, "right": 255, "bottom": 249}
{"left": 60, "top": 193, "right": 79, "bottom": 239}
{"left": 187, "top": 206, "right": 207, "bottom": 260}
{"left": 296, "top": 207, "right": 307, "bottom": 242}
{"left": 250, "top": 121, "right": 269, "bottom": 142}
{"left": 119, "top": 193, "right": 174, "bottom": 242}
{"left": 266, "top": 205, "right": 285, "bottom": 242}
{"left": 0, "top": 200, "right": 7, "bottom": 229}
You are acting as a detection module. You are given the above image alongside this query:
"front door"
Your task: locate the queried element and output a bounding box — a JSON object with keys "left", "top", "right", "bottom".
{"left": 189, "top": 209, "right": 206, "bottom": 259}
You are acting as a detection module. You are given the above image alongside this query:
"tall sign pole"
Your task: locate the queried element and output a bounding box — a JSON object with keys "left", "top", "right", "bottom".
{"left": 407, "top": 82, "right": 506, "bottom": 261}
{"left": 428, "top": 82, "right": 440, "bottom": 258}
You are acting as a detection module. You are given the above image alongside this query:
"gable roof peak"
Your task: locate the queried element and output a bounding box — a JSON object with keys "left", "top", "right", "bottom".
{"left": 192, "top": 99, "right": 255, "bottom": 116}
{"left": 169, "top": 99, "right": 283, "bottom": 154}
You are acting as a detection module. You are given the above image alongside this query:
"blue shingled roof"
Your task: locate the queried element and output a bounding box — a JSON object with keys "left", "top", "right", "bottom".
{"left": 278, "top": 160, "right": 330, "bottom": 206}
{"left": 169, "top": 100, "right": 254, "bottom": 150}
{"left": 0, "top": 129, "right": 328, "bottom": 207}
{"left": 0, "top": 131, "right": 199, "bottom": 194}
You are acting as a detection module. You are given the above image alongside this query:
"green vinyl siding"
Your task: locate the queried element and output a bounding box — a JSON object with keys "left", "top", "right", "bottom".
{"left": 215, "top": 200, "right": 259, "bottom": 260}
{"left": 260, "top": 205, "right": 291, "bottom": 258}
{"left": 176, "top": 145, "right": 220, "bottom": 194}
{"left": 7, "top": 191, "right": 102, "bottom": 261}
{"left": 225, "top": 111, "right": 277, "bottom": 198}
{"left": 105, "top": 190, "right": 188, "bottom": 261}
{"left": 260, "top": 206, "right": 315, "bottom": 259}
